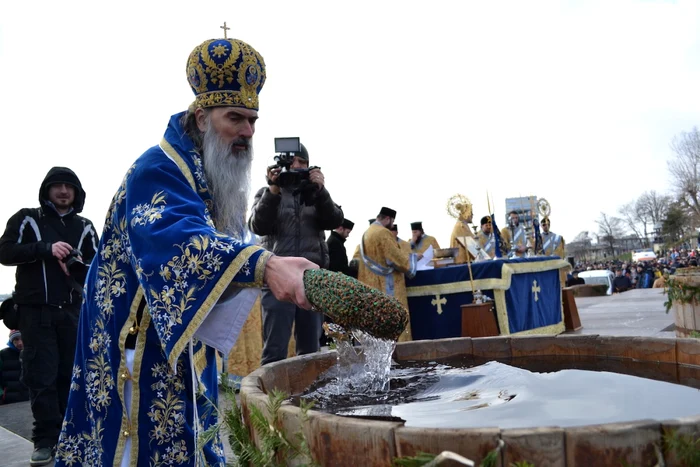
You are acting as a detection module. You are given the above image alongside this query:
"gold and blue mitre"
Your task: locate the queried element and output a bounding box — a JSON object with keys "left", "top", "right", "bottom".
{"left": 187, "top": 38, "right": 266, "bottom": 110}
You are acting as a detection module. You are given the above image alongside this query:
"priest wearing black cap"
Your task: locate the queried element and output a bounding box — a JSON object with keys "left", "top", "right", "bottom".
{"left": 322, "top": 218, "right": 354, "bottom": 345}
{"left": 357, "top": 207, "right": 418, "bottom": 341}
{"left": 410, "top": 221, "right": 441, "bottom": 255}
{"left": 476, "top": 216, "right": 497, "bottom": 259}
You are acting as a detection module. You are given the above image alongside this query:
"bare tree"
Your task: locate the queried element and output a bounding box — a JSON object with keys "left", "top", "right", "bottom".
{"left": 637, "top": 190, "right": 671, "bottom": 228}
{"left": 568, "top": 231, "right": 593, "bottom": 261}
{"left": 572, "top": 231, "right": 592, "bottom": 244}
{"left": 596, "top": 212, "right": 626, "bottom": 255}
{"left": 619, "top": 202, "right": 645, "bottom": 245}
{"left": 668, "top": 127, "right": 700, "bottom": 219}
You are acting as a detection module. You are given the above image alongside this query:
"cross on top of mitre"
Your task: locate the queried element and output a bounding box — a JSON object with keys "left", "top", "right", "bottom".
{"left": 220, "top": 22, "right": 231, "bottom": 39}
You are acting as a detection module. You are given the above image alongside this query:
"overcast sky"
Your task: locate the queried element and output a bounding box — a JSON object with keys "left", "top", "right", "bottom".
{"left": 0, "top": 0, "right": 699, "bottom": 303}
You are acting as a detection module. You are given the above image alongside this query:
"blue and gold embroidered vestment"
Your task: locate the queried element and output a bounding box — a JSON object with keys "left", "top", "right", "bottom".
{"left": 55, "top": 112, "right": 271, "bottom": 467}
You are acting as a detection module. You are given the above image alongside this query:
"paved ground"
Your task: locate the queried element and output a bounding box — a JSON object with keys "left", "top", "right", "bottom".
{"left": 572, "top": 288, "right": 674, "bottom": 338}
{"left": 0, "top": 288, "right": 676, "bottom": 466}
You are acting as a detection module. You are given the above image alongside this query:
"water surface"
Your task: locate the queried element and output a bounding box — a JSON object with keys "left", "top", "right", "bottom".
{"left": 298, "top": 356, "right": 700, "bottom": 429}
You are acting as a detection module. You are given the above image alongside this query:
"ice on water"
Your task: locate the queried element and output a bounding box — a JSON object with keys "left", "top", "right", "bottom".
{"left": 391, "top": 361, "right": 700, "bottom": 429}
{"left": 306, "top": 327, "right": 700, "bottom": 429}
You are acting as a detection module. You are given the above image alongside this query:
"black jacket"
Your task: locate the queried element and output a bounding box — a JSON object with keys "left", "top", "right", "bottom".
{"left": 0, "top": 344, "right": 29, "bottom": 404}
{"left": 327, "top": 231, "right": 350, "bottom": 275}
{"left": 248, "top": 184, "right": 343, "bottom": 267}
{"left": 613, "top": 275, "right": 632, "bottom": 293}
{"left": 0, "top": 167, "right": 98, "bottom": 307}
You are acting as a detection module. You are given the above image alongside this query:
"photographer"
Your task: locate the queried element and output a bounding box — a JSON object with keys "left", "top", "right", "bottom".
{"left": 0, "top": 166, "right": 97, "bottom": 465}
{"left": 249, "top": 143, "right": 343, "bottom": 365}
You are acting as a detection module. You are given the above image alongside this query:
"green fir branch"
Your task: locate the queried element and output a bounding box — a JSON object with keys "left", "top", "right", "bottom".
{"left": 481, "top": 439, "right": 505, "bottom": 467}
{"left": 392, "top": 452, "right": 438, "bottom": 466}
{"left": 663, "top": 278, "right": 700, "bottom": 313}
{"left": 217, "top": 384, "right": 318, "bottom": 467}
{"left": 663, "top": 429, "right": 700, "bottom": 466}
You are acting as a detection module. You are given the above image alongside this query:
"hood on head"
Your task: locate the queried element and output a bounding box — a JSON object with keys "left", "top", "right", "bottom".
{"left": 39, "top": 166, "right": 86, "bottom": 213}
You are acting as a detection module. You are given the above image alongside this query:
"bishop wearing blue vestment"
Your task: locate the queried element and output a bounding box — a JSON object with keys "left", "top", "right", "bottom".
{"left": 55, "top": 37, "right": 318, "bottom": 467}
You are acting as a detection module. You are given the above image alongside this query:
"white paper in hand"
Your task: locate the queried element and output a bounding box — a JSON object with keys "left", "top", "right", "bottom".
{"left": 417, "top": 245, "right": 434, "bottom": 271}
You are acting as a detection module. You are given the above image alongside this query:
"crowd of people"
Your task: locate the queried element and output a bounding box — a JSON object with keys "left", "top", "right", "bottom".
{"left": 567, "top": 248, "right": 696, "bottom": 293}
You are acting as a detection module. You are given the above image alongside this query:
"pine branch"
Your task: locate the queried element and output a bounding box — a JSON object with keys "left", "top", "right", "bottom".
{"left": 392, "top": 452, "right": 438, "bottom": 466}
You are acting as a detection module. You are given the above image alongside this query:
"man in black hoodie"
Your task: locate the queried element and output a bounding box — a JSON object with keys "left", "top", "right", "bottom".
{"left": 0, "top": 167, "right": 98, "bottom": 466}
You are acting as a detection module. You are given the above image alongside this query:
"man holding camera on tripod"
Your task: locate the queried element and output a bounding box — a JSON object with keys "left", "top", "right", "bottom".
{"left": 249, "top": 141, "right": 344, "bottom": 365}
{"left": 0, "top": 166, "right": 98, "bottom": 466}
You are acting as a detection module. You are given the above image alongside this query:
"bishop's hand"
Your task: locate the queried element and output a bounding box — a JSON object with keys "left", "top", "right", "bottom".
{"left": 263, "top": 256, "right": 318, "bottom": 310}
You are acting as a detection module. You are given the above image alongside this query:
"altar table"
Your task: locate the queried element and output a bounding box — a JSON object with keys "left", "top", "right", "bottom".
{"left": 405, "top": 257, "right": 571, "bottom": 340}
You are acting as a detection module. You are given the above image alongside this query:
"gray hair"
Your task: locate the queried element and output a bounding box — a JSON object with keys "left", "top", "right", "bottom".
{"left": 181, "top": 107, "right": 210, "bottom": 153}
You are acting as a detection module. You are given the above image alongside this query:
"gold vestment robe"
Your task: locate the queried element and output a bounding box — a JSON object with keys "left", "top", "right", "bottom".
{"left": 541, "top": 231, "right": 566, "bottom": 258}
{"left": 501, "top": 225, "right": 529, "bottom": 257}
{"left": 357, "top": 224, "right": 417, "bottom": 341}
{"left": 476, "top": 231, "right": 496, "bottom": 259}
{"left": 411, "top": 234, "right": 440, "bottom": 255}
{"left": 398, "top": 238, "right": 412, "bottom": 254}
{"left": 449, "top": 220, "right": 475, "bottom": 264}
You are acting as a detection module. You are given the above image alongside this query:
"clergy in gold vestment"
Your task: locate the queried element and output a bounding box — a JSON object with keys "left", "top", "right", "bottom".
{"left": 391, "top": 224, "right": 412, "bottom": 253}
{"left": 448, "top": 201, "right": 475, "bottom": 264}
{"left": 410, "top": 221, "right": 440, "bottom": 254}
{"left": 358, "top": 207, "right": 418, "bottom": 341}
{"left": 501, "top": 211, "right": 529, "bottom": 257}
{"left": 540, "top": 217, "right": 566, "bottom": 258}
{"left": 475, "top": 216, "right": 497, "bottom": 259}
{"left": 348, "top": 219, "right": 376, "bottom": 278}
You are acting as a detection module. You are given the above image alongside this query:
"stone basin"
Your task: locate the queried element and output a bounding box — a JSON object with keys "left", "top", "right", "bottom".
{"left": 240, "top": 335, "right": 700, "bottom": 466}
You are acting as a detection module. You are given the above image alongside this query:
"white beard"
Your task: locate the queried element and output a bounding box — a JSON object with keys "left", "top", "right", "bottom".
{"left": 202, "top": 121, "right": 253, "bottom": 240}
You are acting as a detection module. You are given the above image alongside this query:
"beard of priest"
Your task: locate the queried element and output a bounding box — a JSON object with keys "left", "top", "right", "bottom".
{"left": 185, "top": 109, "right": 254, "bottom": 237}
{"left": 410, "top": 221, "right": 440, "bottom": 255}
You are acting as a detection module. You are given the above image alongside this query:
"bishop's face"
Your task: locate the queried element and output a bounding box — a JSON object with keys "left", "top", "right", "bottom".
{"left": 196, "top": 106, "right": 258, "bottom": 150}
{"left": 542, "top": 221, "right": 550, "bottom": 233}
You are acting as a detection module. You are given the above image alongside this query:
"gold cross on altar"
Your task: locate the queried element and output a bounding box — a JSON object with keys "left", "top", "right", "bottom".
{"left": 220, "top": 22, "right": 230, "bottom": 39}
{"left": 532, "top": 280, "right": 541, "bottom": 302}
{"left": 431, "top": 294, "right": 447, "bottom": 315}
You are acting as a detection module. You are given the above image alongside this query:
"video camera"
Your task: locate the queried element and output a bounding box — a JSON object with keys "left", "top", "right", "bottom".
{"left": 62, "top": 248, "right": 88, "bottom": 286}
{"left": 270, "top": 137, "right": 321, "bottom": 187}
{"left": 269, "top": 137, "right": 321, "bottom": 206}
